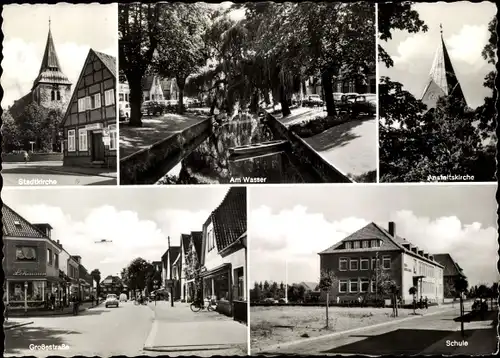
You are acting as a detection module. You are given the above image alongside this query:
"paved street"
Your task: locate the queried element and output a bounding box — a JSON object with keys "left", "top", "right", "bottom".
{"left": 4, "top": 301, "right": 153, "bottom": 357}
{"left": 259, "top": 303, "right": 498, "bottom": 356}
{"left": 2, "top": 162, "right": 116, "bottom": 186}
{"left": 144, "top": 301, "right": 248, "bottom": 356}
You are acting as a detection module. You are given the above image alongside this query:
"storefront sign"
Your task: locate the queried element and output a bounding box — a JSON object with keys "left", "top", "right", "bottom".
{"left": 84, "top": 123, "right": 103, "bottom": 131}
{"left": 12, "top": 270, "right": 46, "bottom": 276}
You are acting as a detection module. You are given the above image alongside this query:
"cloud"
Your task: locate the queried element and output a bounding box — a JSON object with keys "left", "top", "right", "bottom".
{"left": 250, "top": 207, "right": 498, "bottom": 287}
{"left": 392, "top": 33, "right": 429, "bottom": 68}
{"left": 447, "top": 25, "right": 489, "bottom": 66}
{"left": 15, "top": 204, "right": 206, "bottom": 279}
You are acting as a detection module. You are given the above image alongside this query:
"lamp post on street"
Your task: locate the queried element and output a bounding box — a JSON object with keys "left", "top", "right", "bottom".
{"left": 29, "top": 141, "right": 35, "bottom": 152}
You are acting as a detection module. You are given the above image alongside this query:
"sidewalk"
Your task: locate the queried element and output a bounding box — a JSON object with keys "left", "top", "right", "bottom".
{"left": 144, "top": 301, "right": 247, "bottom": 354}
{"left": 4, "top": 318, "right": 34, "bottom": 330}
{"left": 8, "top": 300, "right": 104, "bottom": 318}
{"left": 44, "top": 166, "right": 117, "bottom": 178}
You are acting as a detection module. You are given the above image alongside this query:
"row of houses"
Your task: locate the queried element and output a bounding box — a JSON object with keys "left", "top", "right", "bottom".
{"left": 319, "top": 221, "right": 466, "bottom": 304}
{"left": 2, "top": 204, "right": 95, "bottom": 310}
{"left": 118, "top": 75, "right": 180, "bottom": 104}
{"left": 158, "top": 187, "right": 248, "bottom": 322}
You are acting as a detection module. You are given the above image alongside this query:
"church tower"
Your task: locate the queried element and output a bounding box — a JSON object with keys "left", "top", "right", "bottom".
{"left": 421, "top": 24, "right": 466, "bottom": 109}
{"left": 31, "top": 19, "right": 72, "bottom": 112}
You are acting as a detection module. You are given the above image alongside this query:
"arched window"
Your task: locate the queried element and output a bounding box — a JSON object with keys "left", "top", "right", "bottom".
{"left": 57, "top": 91, "right": 61, "bottom": 101}
{"left": 51, "top": 90, "right": 55, "bottom": 101}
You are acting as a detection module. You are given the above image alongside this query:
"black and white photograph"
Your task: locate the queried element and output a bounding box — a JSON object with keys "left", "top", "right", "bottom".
{"left": 3, "top": 186, "right": 248, "bottom": 357}
{"left": 248, "top": 185, "right": 498, "bottom": 355}
{"left": 119, "top": 2, "right": 377, "bottom": 185}
{"left": 378, "top": 2, "right": 497, "bottom": 182}
{"left": 1, "top": 4, "right": 118, "bottom": 186}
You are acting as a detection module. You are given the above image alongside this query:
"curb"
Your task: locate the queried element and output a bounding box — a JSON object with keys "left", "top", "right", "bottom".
{"left": 4, "top": 321, "right": 34, "bottom": 330}
{"left": 258, "top": 306, "right": 459, "bottom": 353}
{"left": 143, "top": 344, "right": 235, "bottom": 353}
{"left": 43, "top": 168, "right": 117, "bottom": 179}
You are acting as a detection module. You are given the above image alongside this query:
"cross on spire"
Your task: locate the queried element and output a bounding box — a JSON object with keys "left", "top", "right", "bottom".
{"left": 440, "top": 23, "right": 443, "bottom": 35}
{"left": 49, "top": 17, "right": 51, "bottom": 29}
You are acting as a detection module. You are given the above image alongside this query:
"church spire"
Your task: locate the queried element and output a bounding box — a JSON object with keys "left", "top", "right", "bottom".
{"left": 32, "top": 20, "right": 71, "bottom": 90}
{"left": 420, "top": 24, "right": 466, "bottom": 109}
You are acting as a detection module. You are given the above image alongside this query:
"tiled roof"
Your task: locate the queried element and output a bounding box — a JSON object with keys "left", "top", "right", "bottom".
{"left": 433, "top": 254, "right": 466, "bottom": 277}
{"left": 181, "top": 234, "right": 191, "bottom": 255}
{"left": 2, "top": 204, "right": 46, "bottom": 238}
{"left": 297, "top": 282, "right": 318, "bottom": 291}
{"left": 9, "top": 92, "right": 34, "bottom": 119}
{"left": 191, "top": 231, "right": 203, "bottom": 259}
{"left": 169, "top": 247, "right": 180, "bottom": 264}
{"left": 141, "top": 75, "right": 155, "bottom": 91}
{"left": 93, "top": 50, "right": 116, "bottom": 79}
{"left": 211, "top": 187, "right": 247, "bottom": 252}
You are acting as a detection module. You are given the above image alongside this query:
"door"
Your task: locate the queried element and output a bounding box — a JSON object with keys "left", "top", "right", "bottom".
{"left": 91, "top": 132, "right": 105, "bottom": 162}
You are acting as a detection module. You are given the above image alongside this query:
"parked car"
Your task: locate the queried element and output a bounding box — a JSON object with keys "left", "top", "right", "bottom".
{"left": 262, "top": 298, "right": 278, "bottom": 304}
{"left": 119, "top": 293, "right": 128, "bottom": 302}
{"left": 332, "top": 92, "right": 344, "bottom": 103}
{"left": 119, "top": 102, "right": 130, "bottom": 121}
{"left": 472, "top": 298, "right": 488, "bottom": 312}
{"left": 278, "top": 298, "right": 287, "bottom": 304}
{"left": 142, "top": 100, "right": 167, "bottom": 116}
{"left": 351, "top": 95, "right": 376, "bottom": 115}
{"left": 304, "top": 94, "right": 324, "bottom": 107}
{"left": 105, "top": 294, "right": 119, "bottom": 308}
{"left": 337, "top": 93, "right": 360, "bottom": 113}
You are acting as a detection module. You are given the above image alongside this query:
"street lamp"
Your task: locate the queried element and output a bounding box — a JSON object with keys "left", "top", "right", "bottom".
{"left": 24, "top": 281, "right": 28, "bottom": 314}
{"left": 29, "top": 141, "right": 35, "bottom": 152}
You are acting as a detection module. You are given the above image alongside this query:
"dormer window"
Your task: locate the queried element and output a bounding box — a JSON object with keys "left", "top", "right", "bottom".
{"left": 345, "top": 242, "right": 352, "bottom": 249}
{"left": 353, "top": 241, "right": 360, "bottom": 249}
{"left": 362, "top": 240, "right": 369, "bottom": 248}
{"left": 371, "top": 239, "right": 380, "bottom": 248}
{"left": 14, "top": 221, "right": 21, "bottom": 227}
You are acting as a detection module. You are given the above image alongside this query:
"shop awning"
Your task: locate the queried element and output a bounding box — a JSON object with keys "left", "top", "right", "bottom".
{"left": 200, "top": 263, "right": 231, "bottom": 279}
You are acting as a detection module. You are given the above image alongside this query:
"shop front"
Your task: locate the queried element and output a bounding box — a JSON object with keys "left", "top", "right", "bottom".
{"left": 200, "top": 263, "right": 232, "bottom": 316}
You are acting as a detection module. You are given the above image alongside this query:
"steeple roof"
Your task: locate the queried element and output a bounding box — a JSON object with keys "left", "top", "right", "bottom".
{"left": 32, "top": 21, "right": 72, "bottom": 90}
{"left": 421, "top": 25, "right": 466, "bottom": 109}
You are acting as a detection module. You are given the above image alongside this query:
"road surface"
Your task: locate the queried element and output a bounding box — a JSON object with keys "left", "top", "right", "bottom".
{"left": 2, "top": 162, "right": 116, "bottom": 186}
{"left": 4, "top": 301, "right": 153, "bottom": 357}
{"left": 259, "top": 303, "right": 497, "bottom": 356}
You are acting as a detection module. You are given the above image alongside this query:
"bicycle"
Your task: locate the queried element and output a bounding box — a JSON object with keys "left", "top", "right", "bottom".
{"left": 190, "top": 299, "right": 216, "bottom": 312}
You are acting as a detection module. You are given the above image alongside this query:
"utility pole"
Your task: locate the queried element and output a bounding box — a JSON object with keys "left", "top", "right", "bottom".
{"left": 285, "top": 260, "right": 288, "bottom": 303}
{"left": 168, "top": 236, "right": 174, "bottom": 307}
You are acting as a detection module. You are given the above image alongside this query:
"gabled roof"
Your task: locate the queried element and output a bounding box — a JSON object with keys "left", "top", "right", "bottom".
{"left": 169, "top": 247, "right": 180, "bottom": 264}
{"left": 2, "top": 204, "right": 46, "bottom": 238}
{"left": 181, "top": 234, "right": 191, "bottom": 255}
{"left": 141, "top": 75, "right": 156, "bottom": 92}
{"left": 211, "top": 187, "right": 247, "bottom": 252}
{"left": 433, "top": 254, "right": 466, "bottom": 277}
{"left": 33, "top": 26, "right": 71, "bottom": 89}
{"left": 421, "top": 27, "right": 466, "bottom": 109}
{"left": 297, "top": 282, "right": 318, "bottom": 291}
{"left": 8, "top": 92, "right": 34, "bottom": 119}
{"left": 191, "top": 231, "right": 203, "bottom": 259}
{"left": 61, "top": 48, "right": 116, "bottom": 127}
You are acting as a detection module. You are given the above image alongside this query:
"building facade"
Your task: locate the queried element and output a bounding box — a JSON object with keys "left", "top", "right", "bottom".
{"left": 142, "top": 75, "right": 164, "bottom": 101}
{"left": 100, "top": 275, "right": 124, "bottom": 296}
{"left": 2, "top": 204, "right": 81, "bottom": 310}
{"left": 161, "top": 246, "right": 180, "bottom": 299}
{"left": 61, "top": 49, "right": 117, "bottom": 168}
{"left": 319, "top": 222, "right": 444, "bottom": 305}
{"left": 160, "top": 78, "right": 179, "bottom": 100}
{"left": 433, "top": 253, "right": 467, "bottom": 299}
{"left": 200, "top": 187, "right": 247, "bottom": 317}
{"left": 179, "top": 232, "right": 203, "bottom": 302}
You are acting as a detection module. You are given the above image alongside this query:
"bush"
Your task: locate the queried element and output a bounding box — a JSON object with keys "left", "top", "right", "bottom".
{"left": 290, "top": 114, "right": 351, "bottom": 138}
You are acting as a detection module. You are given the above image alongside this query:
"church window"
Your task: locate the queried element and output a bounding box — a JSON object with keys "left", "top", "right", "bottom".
{"left": 51, "top": 90, "right": 55, "bottom": 101}
{"left": 57, "top": 91, "right": 61, "bottom": 101}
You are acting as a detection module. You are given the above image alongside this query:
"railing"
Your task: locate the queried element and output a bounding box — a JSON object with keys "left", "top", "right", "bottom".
{"left": 264, "top": 111, "right": 354, "bottom": 183}
{"left": 120, "top": 118, "right": 211, "bottom": 184}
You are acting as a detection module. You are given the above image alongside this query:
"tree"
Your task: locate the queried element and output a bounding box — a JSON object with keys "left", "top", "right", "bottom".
{"left": 370, "top": 256, "right": 397, "bottom": 303}
{"left": 378, "top": 2, "right": 428, "bottom": 68}
{"left": 119, "top": 3, "right": 165, "bottom": 127}
{"left": 1, "top": 111, "right": 22, "bottom": 152}
{"left": 90, "top": 269, "right": 101, "bottom": 298}
{"left": 409, "top": 286, "right": 417, "bottom": 314}
{"left": 153, "top": 3, "right": 210, "bottom": 114}
{"left": 319, "top": 269, "right": 339, "bottom": 329}
{"left": 183, "top": 241, "right": 201, "bottom": 302}
{"left": 454, "top": 277, "right": 468, "bottom": 337}
{"left": 250, "top": 282, "right": 262, "bottom": 302}
{"left": 125, "top": 258, "right": 154, "bottom": 293}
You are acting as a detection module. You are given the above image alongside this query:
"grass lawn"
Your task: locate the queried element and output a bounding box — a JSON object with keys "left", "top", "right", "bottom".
{"left": 250, "top": 305, "right": 427, "bottom": 352}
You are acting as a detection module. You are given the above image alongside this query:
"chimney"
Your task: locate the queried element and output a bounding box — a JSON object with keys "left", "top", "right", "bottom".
{"left": 388, "top": 222, "right": 395, "bottom": 237}
{"left": 168, "top": 236, "right": 171, "bottom": 249}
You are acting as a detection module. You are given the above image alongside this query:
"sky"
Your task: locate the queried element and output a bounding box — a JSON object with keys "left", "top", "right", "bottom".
{"left": 379, "top": 2, "right": 496, "bottom": 109}
{"left": 249, "top": 184, "right": 498, "bottom": 288}
{"left": 2, "top": 186, "right": 230, "bottom": 281}
{"left": 1, "top": 4, "right": 118, "bottom": 109}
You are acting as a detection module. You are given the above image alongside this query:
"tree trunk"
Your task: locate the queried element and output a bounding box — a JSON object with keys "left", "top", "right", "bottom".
{"left": 209, "top": 96, "right": 218, "bottom": 116}
{"left": 176, "top": 76, "right": 186, "bottom": 115}
{"left": 322, "top": 69, "right": 336, "bottom": 116}
{"left": 279, "top": 84, "right": 291, "bottom": 117}
{"left": 128, "top": 74, "right": 144, "bottom": 127}
{"left": 326, "top": 292, "right": 329, "bottom": 328}
{"left": 250, "top": 90, "right": 259, "bottom": 113}
{"left": 264, "top": 90, "right": 271, "bottom": 106}
{"left": 460, "top": 295, "right": 464, "bottom": 337}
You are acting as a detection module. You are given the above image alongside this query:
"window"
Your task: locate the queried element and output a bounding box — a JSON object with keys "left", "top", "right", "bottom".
{"left": 119, "top": 93, "right": 125, "bottom": 101}
{"left": 339, "top": 258, "right": 348, "bottom": 271}
{"left": 360, "top": 278, "right": 369, "bottom": 292}
{"left": 207, "top": 229, "right": 215, "bottom": 251}
{"left": 350, "top": 259, "right": 358, "bottom": 271}
{"left": 109, "top": 125, "right": 117, "bottom": 150}
{"left": 349, "top": 279, "right": 359, "bottom": 293}
{"left": 345, "top": 242, "right": 351, "bottom": 249}
{"left": 16, "top": 247, "right": 37, "bottom": 261}
{"left": 362, "top": 240, "right": 369, "bottom": 248}
{"left": 78, "top": 98, "right": 86, "bottom": 112}
{"left": 371, "top": 240, "right": 380, "bottom": 248}
{"left": 413, "top": 259, "right": 417, "bottom": 273}
{"left": 371, "top": 257, "right": 378, "bottom": 269}
{"left": 68, "top": 130, "right": 76, "bottom": 152}
{"left": 360, "top": 258, "right": 369, "bottom": 270}
{"left": 382, "top": 256, "right": 391, "bottom": 269}
{"left": 105, "top": 89, "right": 115, "bottom": 106}
{"left": 339, "top": 280, "right": 348, "bottom": 293}
{"left": 85, "top": 96, "right": 92, "bottom": 110}
{"left": 54, "top": 253, "right": 59, "bottom": 269}
{"left": 353, "top": 241, "right": 360, "bottom": 249}
{"left": 92, "top": 93, "right": 101, "bottom": 109}
{"left": 47, "top": 249, "right": 53, "bottom": 265}
{"left": 14, "top": 221, "right": 21, "bottom": 227}
{"left": 125, "top": 93, "right": 129, "bottom": 102}
{"left": 78, "top": 128, "right": 88, "bottom": 151}
{"left": 51, "top": 90, "right": 55, "bottom": 101}
{"left": 57, "top": 91, "right": 61, "bottom": 100}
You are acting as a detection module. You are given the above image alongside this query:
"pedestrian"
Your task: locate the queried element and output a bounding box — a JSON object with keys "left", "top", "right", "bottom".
{"left": 50, "top": 293, "right": 56, "bottom": 310}
{"left": 23, "top": 150, "right": 29, "bottom": 164}
{"left": 424, "top": 296, "right": 429, "bottom": 309}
